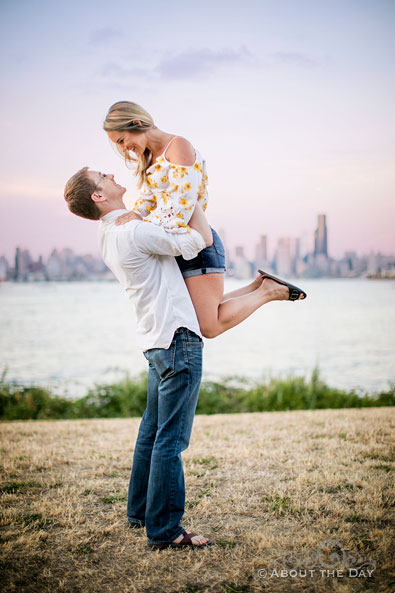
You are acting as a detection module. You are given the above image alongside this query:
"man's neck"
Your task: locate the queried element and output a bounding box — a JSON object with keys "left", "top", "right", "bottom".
{"left": 99, "top": 201, "right": 126, "bottom": 218}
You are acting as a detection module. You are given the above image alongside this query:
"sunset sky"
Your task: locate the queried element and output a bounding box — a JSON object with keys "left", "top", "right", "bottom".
{"left": 0, "top": 0, "right": 394, "bottom": 261}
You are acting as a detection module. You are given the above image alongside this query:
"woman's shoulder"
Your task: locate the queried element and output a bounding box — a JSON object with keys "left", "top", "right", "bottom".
{"left": 164, "top": 136, "right": 196, "bottom": 166}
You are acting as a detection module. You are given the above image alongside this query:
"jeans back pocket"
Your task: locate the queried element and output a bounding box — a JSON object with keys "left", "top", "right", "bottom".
{"left": 145, "top": 341, "right": 176, "bottom": 380}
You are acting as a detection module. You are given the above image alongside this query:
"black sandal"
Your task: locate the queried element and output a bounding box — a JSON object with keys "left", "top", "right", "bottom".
{"left": 258, "top": 269, "right": 307, "bottom": 301}
{"left": 149, "top": 531, "right": 214, "bottom": 551}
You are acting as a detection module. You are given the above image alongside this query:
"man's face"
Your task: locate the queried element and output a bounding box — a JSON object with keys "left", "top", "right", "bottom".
{"left": 87, "top": 170, "right": 126, "bottom": 203}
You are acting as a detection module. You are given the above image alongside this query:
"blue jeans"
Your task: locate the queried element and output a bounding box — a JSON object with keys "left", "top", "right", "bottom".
{"left": 175, "top": 227, "right": 226, "bottom": 278}
{"left": 127, "top": 327, "right": 203, "bottom": 544}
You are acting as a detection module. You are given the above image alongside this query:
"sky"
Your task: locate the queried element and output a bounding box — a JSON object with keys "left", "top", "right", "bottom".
{"left": 0, "top": 0, "right": 394, "bottom": 261}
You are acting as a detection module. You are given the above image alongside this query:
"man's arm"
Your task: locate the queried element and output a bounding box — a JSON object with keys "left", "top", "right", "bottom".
{"left": 115, "top": 201, "right": 213, "bottom": 246}
{"left": 132, "top": 219, "right": 208, "bottom": 260}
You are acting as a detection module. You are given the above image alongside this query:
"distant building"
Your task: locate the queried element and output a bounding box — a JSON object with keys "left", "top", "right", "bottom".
{"left": 343, "top": 250, "right": 365, "bottom": 276}
{"left": 0, "top": 256, "right": 9, "bottom": 281}
{"left": 254, "top": 235, "right": 269, "bottom": 270}
{"left": 366, "top": 252, "right": 395, "bottom": 278}
{"left": 314, "top": 214, "right": 328, "bottom": 258}
{"left": 275, "top": 238, "right": 292, "bottom": 276}
{"left": 2, "top": 212, "right": 394, "bottom": 282}
{"left": 218, "top": 227, "right": 232, "bottom": 272}
{"left": 367, "top": 251, "right": 380, "bottom": 276}
{"left": 233, "top": 246, "right": 251, "bottom": 279}
{"left": 314, "top": 253, "right": 331, "bottom": 274}
{"left": 299, "top": 231, "right": 314, "bottom": 260}
{"left": 275, "top": 237, "right": 300, "bottom": 277}
{"left": 15, "top": 247, "right": 33, "bottom": 281}
{"left": 46, "top": 249, "right": 63, "bottom": 280}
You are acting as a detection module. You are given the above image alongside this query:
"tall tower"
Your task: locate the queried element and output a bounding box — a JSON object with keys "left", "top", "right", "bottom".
{"left": 314, "top": 214, "right": 328, "bottom": 258}
{"left": 234, "top": 246, "right": 251, "bottom": 279}
{"left": 276, "top": 238, "right": 292, "bottom": 276}
{"left": 14, "top": 247, "right": 20, "bottom": 280}
{"left": 14, "top": 247, "right": 32, "bottom": 281}
{"left": 254, "top": 235, "right": 268, "bottom": 269}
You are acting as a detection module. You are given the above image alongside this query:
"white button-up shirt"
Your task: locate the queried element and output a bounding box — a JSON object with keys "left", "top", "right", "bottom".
{"left": 99, "top": 209, "right": 205, "bottom": 351}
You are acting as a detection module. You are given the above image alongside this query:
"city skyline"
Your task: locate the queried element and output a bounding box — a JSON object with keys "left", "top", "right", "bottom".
{"left": 1, "top": 211, "right": 393, "bottom": 262}
{"left": 0, "top": 1, "right": 394, "bottom": 261}
{"left": 2, "top": 186, "right": 393, "bottom": 262}
{"left": 2, "top": 214, "right": 394, "bottom": 282}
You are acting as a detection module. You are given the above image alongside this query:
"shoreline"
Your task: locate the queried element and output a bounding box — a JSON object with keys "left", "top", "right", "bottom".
{"left": 1, "top": 369, "right": 394, "bottom": 421}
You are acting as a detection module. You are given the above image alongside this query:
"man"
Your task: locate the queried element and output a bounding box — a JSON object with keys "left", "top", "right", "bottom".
{"left": 64, "top": 167, "right": 213, "bottom": 550}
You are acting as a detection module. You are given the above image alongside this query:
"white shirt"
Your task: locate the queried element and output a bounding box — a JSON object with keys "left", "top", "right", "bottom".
{"left": 99, "top": 209, "right": 206, "bottom": 351}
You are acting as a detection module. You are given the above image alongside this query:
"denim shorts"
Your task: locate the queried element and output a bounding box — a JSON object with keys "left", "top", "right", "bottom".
{"left": 175, "top": 227, "right": 226, "bottom": 279}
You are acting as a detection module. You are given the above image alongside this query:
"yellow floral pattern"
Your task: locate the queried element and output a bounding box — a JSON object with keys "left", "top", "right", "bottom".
{"left": 133, "top": 147, "right": 209, "bottom": 233}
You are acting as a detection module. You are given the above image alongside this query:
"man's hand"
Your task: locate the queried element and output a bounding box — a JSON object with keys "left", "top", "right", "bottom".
{"left": 115, "top": 211, "right": 143, "bottom": 225}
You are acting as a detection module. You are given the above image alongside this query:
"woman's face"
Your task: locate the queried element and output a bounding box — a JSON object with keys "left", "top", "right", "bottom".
{"left": 107, "top": 130, "right": 147, "bottom": 156}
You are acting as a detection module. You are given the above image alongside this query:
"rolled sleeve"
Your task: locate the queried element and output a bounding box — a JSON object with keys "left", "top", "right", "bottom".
{"left": 132, "top": 221, "right": 205, "bottom": 259}
{"left": 175, "top": 228, "right": 206, "bottom": 260}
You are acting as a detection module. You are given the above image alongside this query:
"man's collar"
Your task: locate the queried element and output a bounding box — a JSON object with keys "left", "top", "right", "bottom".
{"left": 101, "top": 209, "right": 129, "bottom": 224}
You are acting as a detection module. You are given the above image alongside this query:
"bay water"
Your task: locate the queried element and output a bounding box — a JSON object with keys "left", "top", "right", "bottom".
{"left": 0, "top": 279, "right": 394, "bottom": 398}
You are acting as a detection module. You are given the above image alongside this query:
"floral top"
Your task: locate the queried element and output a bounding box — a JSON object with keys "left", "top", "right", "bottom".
{"left": 133, "top": 139, "right": 208, "bottom": 233}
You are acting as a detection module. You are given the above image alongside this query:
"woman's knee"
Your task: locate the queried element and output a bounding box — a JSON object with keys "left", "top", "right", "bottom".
{"left": 200, "top": 324, "right": 221, "bottom": 339}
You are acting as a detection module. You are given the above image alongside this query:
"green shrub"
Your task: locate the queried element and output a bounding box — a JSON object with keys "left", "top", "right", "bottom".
{"left": 0, "top": 367, "right": 393, "bottom": 421}
{"left": 0, "top": 379, "right": 73, "bottom": 420}
{"left": 71, "top": 372, "right": 148, "bottom": 418}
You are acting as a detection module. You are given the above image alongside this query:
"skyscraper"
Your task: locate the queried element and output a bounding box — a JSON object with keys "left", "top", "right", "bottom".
{"left": 276, "top": 238, "right": 292, "bottom": 276}
{"left": 254, "top": 235, "right": 268, "bottom": 269}
{"left": 14, "top": 247, "right": 32, "bottom": 281}
{"left": 314, "top": 214, "right": 328, "bottom": 258}
{"left": 234, "top": 246, "right": 251, "bottom": 279}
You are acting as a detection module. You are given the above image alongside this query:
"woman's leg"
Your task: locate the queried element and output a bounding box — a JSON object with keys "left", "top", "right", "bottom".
{"left": 184, "top": 273, "right": 291, "bottom": 338}
{"left": 220, "top": 273, "right": 263, "bottom": 303}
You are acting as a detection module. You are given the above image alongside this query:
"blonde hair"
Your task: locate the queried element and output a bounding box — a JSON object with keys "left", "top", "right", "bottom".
{"left": 64, "top": 167, "right": 101, "bottom": 220}
{"left": 103, "top": 101, "right": 155, "bottom": 188}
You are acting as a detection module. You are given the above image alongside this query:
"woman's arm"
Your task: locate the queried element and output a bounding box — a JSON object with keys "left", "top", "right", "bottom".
{"left": 188, "top": 202, "right": 213, "bottom": 246}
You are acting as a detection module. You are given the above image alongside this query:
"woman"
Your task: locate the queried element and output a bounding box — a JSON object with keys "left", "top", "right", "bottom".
{"left": 103, "top": 101, "right": 306, "bottom": 338}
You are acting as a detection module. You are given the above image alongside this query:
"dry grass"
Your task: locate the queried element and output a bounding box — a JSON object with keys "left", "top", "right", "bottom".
{"left": 0, "top": 408, "right": 394, "bottom": 593}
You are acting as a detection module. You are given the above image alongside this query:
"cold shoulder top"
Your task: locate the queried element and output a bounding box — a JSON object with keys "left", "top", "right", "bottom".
{"left": 132, "top": 136, "right": 209, "bottom": 233}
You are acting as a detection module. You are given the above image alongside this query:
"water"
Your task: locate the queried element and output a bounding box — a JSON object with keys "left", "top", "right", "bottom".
{"left": 0, "top": 279, "right": 394, "bottom": 397}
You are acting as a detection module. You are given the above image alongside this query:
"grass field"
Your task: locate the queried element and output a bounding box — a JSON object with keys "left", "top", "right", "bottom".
{"left": 0, "top": 407, "right": 394, "bottom": 593}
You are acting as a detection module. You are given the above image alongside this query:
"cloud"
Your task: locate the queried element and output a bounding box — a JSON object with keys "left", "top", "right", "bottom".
{"left": 0, "top": 181, "right": 63, "bottom": 200}
{"left": 98, "top": 46, "right": 254, "bottom": 85}
{"left": 89, "top": 27, "right": 124, "bottom": 46}
{"left": 0, "top": 50, "right": 28, "bottom": 66}
{"left": 99, "top": 62, "right": 149, "bottom": 80}
{"left": 271, "top": 51, "right": 321, "bottom": 68}
{"left": 155, "top": 46, "right": 253, "bottom": 80}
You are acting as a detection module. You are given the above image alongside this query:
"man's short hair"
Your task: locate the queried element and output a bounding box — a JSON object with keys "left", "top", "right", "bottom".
{"left": 64, "top": 167, "right": 101, "bottom": 220}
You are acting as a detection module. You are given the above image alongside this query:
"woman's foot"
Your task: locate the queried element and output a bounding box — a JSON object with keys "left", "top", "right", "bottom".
{"left": 258, "top": 277, "right": 291, "bottom": 301}
{"left": 257, "top": 270, "right": 306, "bottom": 301}
{"left": 173, "top": 530, "right": 209, "bottom": 545}
{"left": 251, "top": 273, "right": 265, "bottom": 291}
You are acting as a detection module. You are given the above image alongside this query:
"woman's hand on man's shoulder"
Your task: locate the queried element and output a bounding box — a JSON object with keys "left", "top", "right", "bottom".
{"left": 115, "top": 211, "right": 143, "bottom": 226}
{"left": 166, "top": 137, "right": 195, "bottom": 166}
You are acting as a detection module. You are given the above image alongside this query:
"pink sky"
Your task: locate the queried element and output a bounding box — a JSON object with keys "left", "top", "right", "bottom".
{"left": 1, "top": 0, "right": 394, "bottom": 262}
